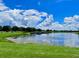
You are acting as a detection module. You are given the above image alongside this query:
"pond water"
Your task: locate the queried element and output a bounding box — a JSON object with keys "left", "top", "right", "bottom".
{"left": 8, "top": 33, "right": 79, "bottom": 47}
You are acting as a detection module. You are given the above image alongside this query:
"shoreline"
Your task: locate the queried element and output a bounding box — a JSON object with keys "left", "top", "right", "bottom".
{"left": 0, "top": 32, "right": 79, "bottom": 58}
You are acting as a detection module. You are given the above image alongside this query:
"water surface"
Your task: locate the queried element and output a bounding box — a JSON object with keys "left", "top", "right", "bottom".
{"left": 8, "top": 33, "right": 79, "bottom": 47}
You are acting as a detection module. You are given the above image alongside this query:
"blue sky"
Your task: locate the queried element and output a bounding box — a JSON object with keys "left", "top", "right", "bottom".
{"left": 3, "top": 0, "right": 79, "bottom": 23}
{"left": 0, "top": 0, "right": 79, "bottom": 30}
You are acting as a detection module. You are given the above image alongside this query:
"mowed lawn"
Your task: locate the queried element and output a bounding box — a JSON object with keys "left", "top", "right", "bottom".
{"left": 0, "top": 32, "right": 79, "bottom": 58}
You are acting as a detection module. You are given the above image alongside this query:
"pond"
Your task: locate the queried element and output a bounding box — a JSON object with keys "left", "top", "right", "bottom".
{"left": 7, "top": 33, "right": 79, "bottom": 47}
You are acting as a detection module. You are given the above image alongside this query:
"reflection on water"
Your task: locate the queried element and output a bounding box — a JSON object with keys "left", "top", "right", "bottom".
{"left": 8, "top": 33, "right": 79, "bottom": 47}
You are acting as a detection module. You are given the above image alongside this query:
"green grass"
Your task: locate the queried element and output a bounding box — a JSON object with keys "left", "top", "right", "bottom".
{"left": 0, "top": 31, "right": 30, "bottom": 38}
{"left": 0, "top": 43, "right": 79, "bottom": 58}
{"left": 0, "top": 32, "right": 79, "bottom": 58}
{"left": 0, "top": 31, "right": 30, "bottom": 42}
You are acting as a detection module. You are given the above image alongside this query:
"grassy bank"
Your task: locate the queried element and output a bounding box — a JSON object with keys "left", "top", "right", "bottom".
{"left": 0, "top": 32, "right": 79, "bottom": 58}
{"left": 0, "top": 31, "right": 30, "bottom": 38}
{"left": 0, "top": 32, "right": 30, "bottom": 42}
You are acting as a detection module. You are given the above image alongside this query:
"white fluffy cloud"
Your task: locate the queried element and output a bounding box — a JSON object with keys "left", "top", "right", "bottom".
{"left": 0, "top": 3, "right": 9, "bottom": 11}
{"left": 0, "top": 6, "right": 54, "bottom": 28}
{"left": 0, "top": 1, "right": 79, "bottom": 30}
{"left": 64, "top": 15, "right": 79, "bottom": 23}
{"left": 64, "top": 15, "right": 79, "bottom": 30}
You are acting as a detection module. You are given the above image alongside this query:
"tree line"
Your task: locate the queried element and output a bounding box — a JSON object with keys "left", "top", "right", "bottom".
{"left": 0, "top": 26, "right": 42, "bottom": 32}
{"left": 0, "top": 26, "right": 52, "bottom": 32}
{"left": 0, "top": 26, "right": 78, "bottom": 33}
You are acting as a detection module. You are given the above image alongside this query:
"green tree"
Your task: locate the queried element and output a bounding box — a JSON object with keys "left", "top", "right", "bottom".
{"left": 37, "top": 29, "right": 42, "bottom": 31}
{"left": 11, "top": 26, "right": 20, "bottom": 31}
{"left": 25, "top": 27, "right": 36, "bottom": 32}
{"left": 0, "top": 26, "right": 2, "bottom": 31}
{"left": 19, "top": 27, "right": 26, "bottom": 31}
{"left": 2, "top": 26, "right": 11, "bottom": 32}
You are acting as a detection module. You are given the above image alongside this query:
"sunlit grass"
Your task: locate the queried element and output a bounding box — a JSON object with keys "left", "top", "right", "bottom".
{"left": 0, "top": 42, "right": 79, "bottom": 58}
{"left": 0, "top": 31, "right": 30, "bottom": 42}
{"left": 0, "top": 32, "right": 79, "bottom": 58}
